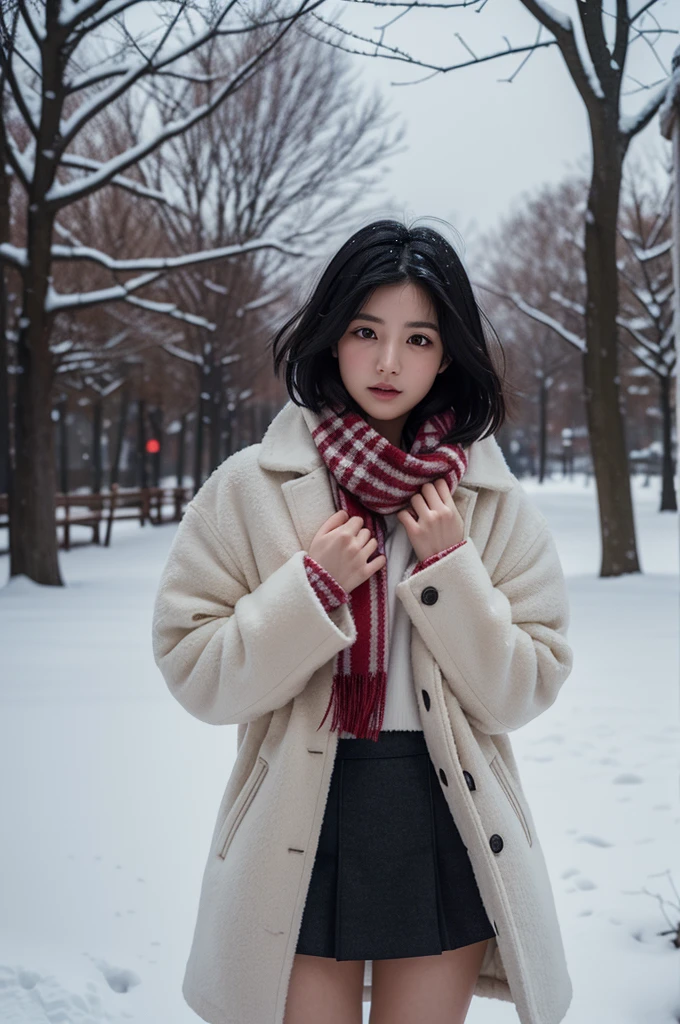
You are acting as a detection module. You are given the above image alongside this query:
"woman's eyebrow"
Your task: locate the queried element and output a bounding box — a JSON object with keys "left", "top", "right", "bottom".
{"left": 350, "top": 313, "right": 440, "bottom": 332}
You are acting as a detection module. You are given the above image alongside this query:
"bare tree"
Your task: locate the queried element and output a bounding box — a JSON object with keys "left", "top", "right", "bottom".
{"left": 618, "top": 154, "right": 676, "bottom": 510}
{"left": 469, "top": 175, "right": 586, "bottom": 480}
{"left": 0, "top": 0, "right": 326, "bottom": 586}
{"left": 476, "top": 161, "right": 676, "bottom": 512}
{"left": 144, "top": 25, "right": 403, "bottom": 487}
{"left": 305, "top": 0, "right": 676, "bottom": 577}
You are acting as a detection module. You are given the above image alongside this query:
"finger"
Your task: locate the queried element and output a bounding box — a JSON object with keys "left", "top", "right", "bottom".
{"left": 346, "top": 515, "right": 366, "bottom": 534}
{"left": 433, "top": 477, "right": 454, "bottom": 505}
{"left": 318, "top": 509, "right": 348, "bottom": 535}
{"left": 410, "top": 492, "right": 429, "bottom": 514}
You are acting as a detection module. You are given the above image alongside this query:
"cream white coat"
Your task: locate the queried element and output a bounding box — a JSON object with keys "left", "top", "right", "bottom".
{"left": 151, "top": 399, "right": 575, "bottom": 1024}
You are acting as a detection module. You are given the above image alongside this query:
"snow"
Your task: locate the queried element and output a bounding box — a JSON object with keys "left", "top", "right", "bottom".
{"left": 0, "top": 472, "right": 678, "bottom": 1024}
{"left": 621, "top": 81, "right": 673, "bottom": 140}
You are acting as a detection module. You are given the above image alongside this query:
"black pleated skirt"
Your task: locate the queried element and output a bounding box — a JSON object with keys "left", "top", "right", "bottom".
{"left": 295, "top": 729, "right": 496, "bottom": 961}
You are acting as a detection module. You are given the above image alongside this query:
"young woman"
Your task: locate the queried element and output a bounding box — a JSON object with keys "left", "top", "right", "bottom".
{"left": 152, "top": 220, "right": 574, "bottom": 1024}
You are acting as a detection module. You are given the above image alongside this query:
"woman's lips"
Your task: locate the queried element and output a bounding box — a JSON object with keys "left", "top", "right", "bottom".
{"left": 368, "top": 387, "right": 401, "bottom": 400}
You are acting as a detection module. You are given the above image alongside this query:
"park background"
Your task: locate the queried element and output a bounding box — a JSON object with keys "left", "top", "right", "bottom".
{"left": 0, "top": 1, "right": 679, "bottom": 1022}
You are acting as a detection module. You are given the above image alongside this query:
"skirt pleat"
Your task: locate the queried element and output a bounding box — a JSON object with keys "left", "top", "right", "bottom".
{"left": 295, "top": 730, "right": 496, "bottom": 961}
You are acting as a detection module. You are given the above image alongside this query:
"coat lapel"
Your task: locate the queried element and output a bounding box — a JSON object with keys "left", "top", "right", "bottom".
{"left": 258, "top": 400, "right": 515, "bottom": 551}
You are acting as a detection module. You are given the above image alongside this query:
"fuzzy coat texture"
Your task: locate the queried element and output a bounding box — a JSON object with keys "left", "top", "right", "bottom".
{"left": 151, "top": 399, "right": 575, "bottom": 1024}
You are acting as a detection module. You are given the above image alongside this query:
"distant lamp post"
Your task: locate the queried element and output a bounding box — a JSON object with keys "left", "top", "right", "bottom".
{"left": 146, "top": 437, "right": 161, "bottom": 489}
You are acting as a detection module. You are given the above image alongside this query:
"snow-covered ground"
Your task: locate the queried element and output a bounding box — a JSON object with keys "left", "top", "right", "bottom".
{"left": 0, "top": 472, "right": 678, "bottom": 1024}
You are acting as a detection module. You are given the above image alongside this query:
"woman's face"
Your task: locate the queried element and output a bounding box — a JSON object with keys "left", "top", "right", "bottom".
{"left": 332, "top": 280, "right": 450, "bottom": 449}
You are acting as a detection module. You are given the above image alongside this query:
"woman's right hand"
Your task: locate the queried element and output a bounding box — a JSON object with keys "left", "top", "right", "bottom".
{"left": 307, "top": 509, "right": 386, "bottom": 594}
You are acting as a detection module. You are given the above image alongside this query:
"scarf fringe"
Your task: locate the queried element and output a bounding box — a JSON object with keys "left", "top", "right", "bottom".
{"left": 316, "top": 671, "right": 388, "bottom": 743}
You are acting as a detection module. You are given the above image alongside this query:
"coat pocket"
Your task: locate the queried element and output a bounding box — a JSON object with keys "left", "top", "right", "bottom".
{"left": 216, "top": 755, "right": 269, "bottom": 860}
{"left": 489, "top": 755, "right": 532, "bottom": 847}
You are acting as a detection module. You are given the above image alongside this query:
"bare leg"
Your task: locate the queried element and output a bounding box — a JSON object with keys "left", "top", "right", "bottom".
{"left": 368, "top": 939, "right": 489, "bottom": 1024}
{"left": 284, "top": 954, "right": 365, "bottom": 1024}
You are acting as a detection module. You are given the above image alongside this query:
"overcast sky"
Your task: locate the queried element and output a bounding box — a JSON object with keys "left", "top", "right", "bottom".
{"left": 312, "top": 0, "right": 677, "bottom": 262}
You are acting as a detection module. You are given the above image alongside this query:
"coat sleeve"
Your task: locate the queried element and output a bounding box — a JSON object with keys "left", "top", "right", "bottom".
{"left": 151, "top": 502, "right": 357, "bottom": 726}
{"left": 395, "top": 522, "right": 573, "bottom": 734}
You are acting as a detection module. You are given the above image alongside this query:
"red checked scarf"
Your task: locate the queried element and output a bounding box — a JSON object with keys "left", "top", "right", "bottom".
{"left": 306, "top": 405, "right": 468, "bottom": 742}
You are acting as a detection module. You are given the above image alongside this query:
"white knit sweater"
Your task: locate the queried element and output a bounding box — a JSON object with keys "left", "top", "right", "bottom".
{"left": 339, "top": 511, "right": 423, "bottom": 738}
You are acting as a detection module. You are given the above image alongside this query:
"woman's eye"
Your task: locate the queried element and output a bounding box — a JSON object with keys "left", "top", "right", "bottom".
{"left": 353, "top": 327, "right": 432, "bottom": 347}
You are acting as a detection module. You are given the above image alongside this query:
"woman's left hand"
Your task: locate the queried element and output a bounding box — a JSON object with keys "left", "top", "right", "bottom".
{"left": 396, "top": 478, "right": 465, "bottom": 563}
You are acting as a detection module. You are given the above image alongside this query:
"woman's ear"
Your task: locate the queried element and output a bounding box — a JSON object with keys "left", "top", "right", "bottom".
{"left": 438, "top": 355, "right": 451, "bottom": 373}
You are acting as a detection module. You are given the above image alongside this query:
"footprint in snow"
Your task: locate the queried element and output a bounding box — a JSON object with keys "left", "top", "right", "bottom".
{"left": 612, "top": 772, "right": 644, "bottom": 784}
{"left": 575, "top": 834, "right": 614, "bottom": 847}
{"left": 90, "top": 957, "right": 141, "bottom": 994}
{"left": 0, "top": 964, "right": 112, "bottom": 1022}
{"left": 561, "top": 867, "right": 580, "bottom": 879}
{"left": 574, "top": 876, "right": 597, "bottom": 890}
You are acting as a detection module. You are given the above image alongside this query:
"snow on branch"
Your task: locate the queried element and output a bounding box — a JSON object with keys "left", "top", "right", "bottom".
{"left": 620, "top": 80, "right": 671, "bottom": 140}
{"left": 161, "top": 342, "right": 203, "bottom": 366}
{"left": 59, "top": 154, "right": 181, "bottom": 207}
{"left": 619, "top": 232, "right": 672, "bottom": 263}
{"left": 473, "top": 279, "right": 586, "bottom": 353}
{"left": 49, "top": 236, "right": 304, "bottom": 273}
{"left": 122, "top": 294, "right": 216, "bottom": 330}
{"left": 47, "top": 0, "right": 325, "bottom": 206}
{"left": 46, "top": 272, "right": 162, "bottom": 313}
{"left": 235, "top": 290, "right": 285, "bottom": 315}
{"left": 519, "top": 0, "right": 572, "bottom": 35}
{"left": 518, "top": 0, "right": 604, "bottom": 101}
{"left": 0, "top": 243, "right": 29, "bottom": 270}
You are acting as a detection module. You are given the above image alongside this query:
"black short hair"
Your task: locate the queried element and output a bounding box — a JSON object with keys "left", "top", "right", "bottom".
{"left": 271, "top": 218, "right": 507, "bottom": 450}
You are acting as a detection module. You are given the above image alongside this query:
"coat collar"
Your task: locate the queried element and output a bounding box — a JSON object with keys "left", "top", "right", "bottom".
{"left": 258, "top": 399, "right": 515, "bottom": 493}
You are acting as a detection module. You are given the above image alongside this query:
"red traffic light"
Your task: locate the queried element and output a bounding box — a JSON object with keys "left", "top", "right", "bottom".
{"left": 146, "top": 438, "right": 160, "bottom": 454}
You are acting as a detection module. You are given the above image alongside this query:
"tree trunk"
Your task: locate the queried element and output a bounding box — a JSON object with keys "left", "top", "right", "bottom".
{"left": 582, "top": 126, "right": 639, "bottom": 576}
{"left": 209, "top": 382, "right": 222, "bottom": 475}
{"left": 0, "top": 282, "right": 8, "bottom": 498}
{"left": 92, "top": 397, "right": 103, "bottom": 493}
{"left": 58, "top": 396, "right": 68, "bottom": 495}
{"left": 0, "top": 137, "right": 10, "bottom": 502}
{"left": 136, "top": 398, "right": 147, "bottom": 489}
{"left": 658, "top": 373, "right": 677, "bottom": 512}
{"left": 176, "top": 413, "right": 187, "bottom": 489}
{"left": 193, "top": 381, "right": 207, "bottom": 495}
{"left": 148, "top": 406, "right": 163, "bottom": 488}
{"left": 11, "top": 308, "right": 62, "bottom": 584}
{"left": 110, "top": 384, "right": 130, "bottom": 488}
{"left": 538, "top": 375, "right": 547, "bottom": 483}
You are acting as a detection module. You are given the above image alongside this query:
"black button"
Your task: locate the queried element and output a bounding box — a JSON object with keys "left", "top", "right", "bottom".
{"left": 463, "top": 770, "right": 475, "bottom": 791}
{"left": 439, "top": 768, "right": 448, "bottom": 786}
{"left": 421, "top": 586, "right": 438, "bottom": 605}
{"left": 421, "top": 689, "right": 431, "bottom": 711}
{"left": 489, "top": 834, "right": 504, "bottom": 854}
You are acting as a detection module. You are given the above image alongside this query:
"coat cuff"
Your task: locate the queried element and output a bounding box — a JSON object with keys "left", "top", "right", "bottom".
{"left": 304, "top": 554, "right": 349, "bottom": 612}
{"left": 411, "top": 540, "right": 467, "bottom": 576}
